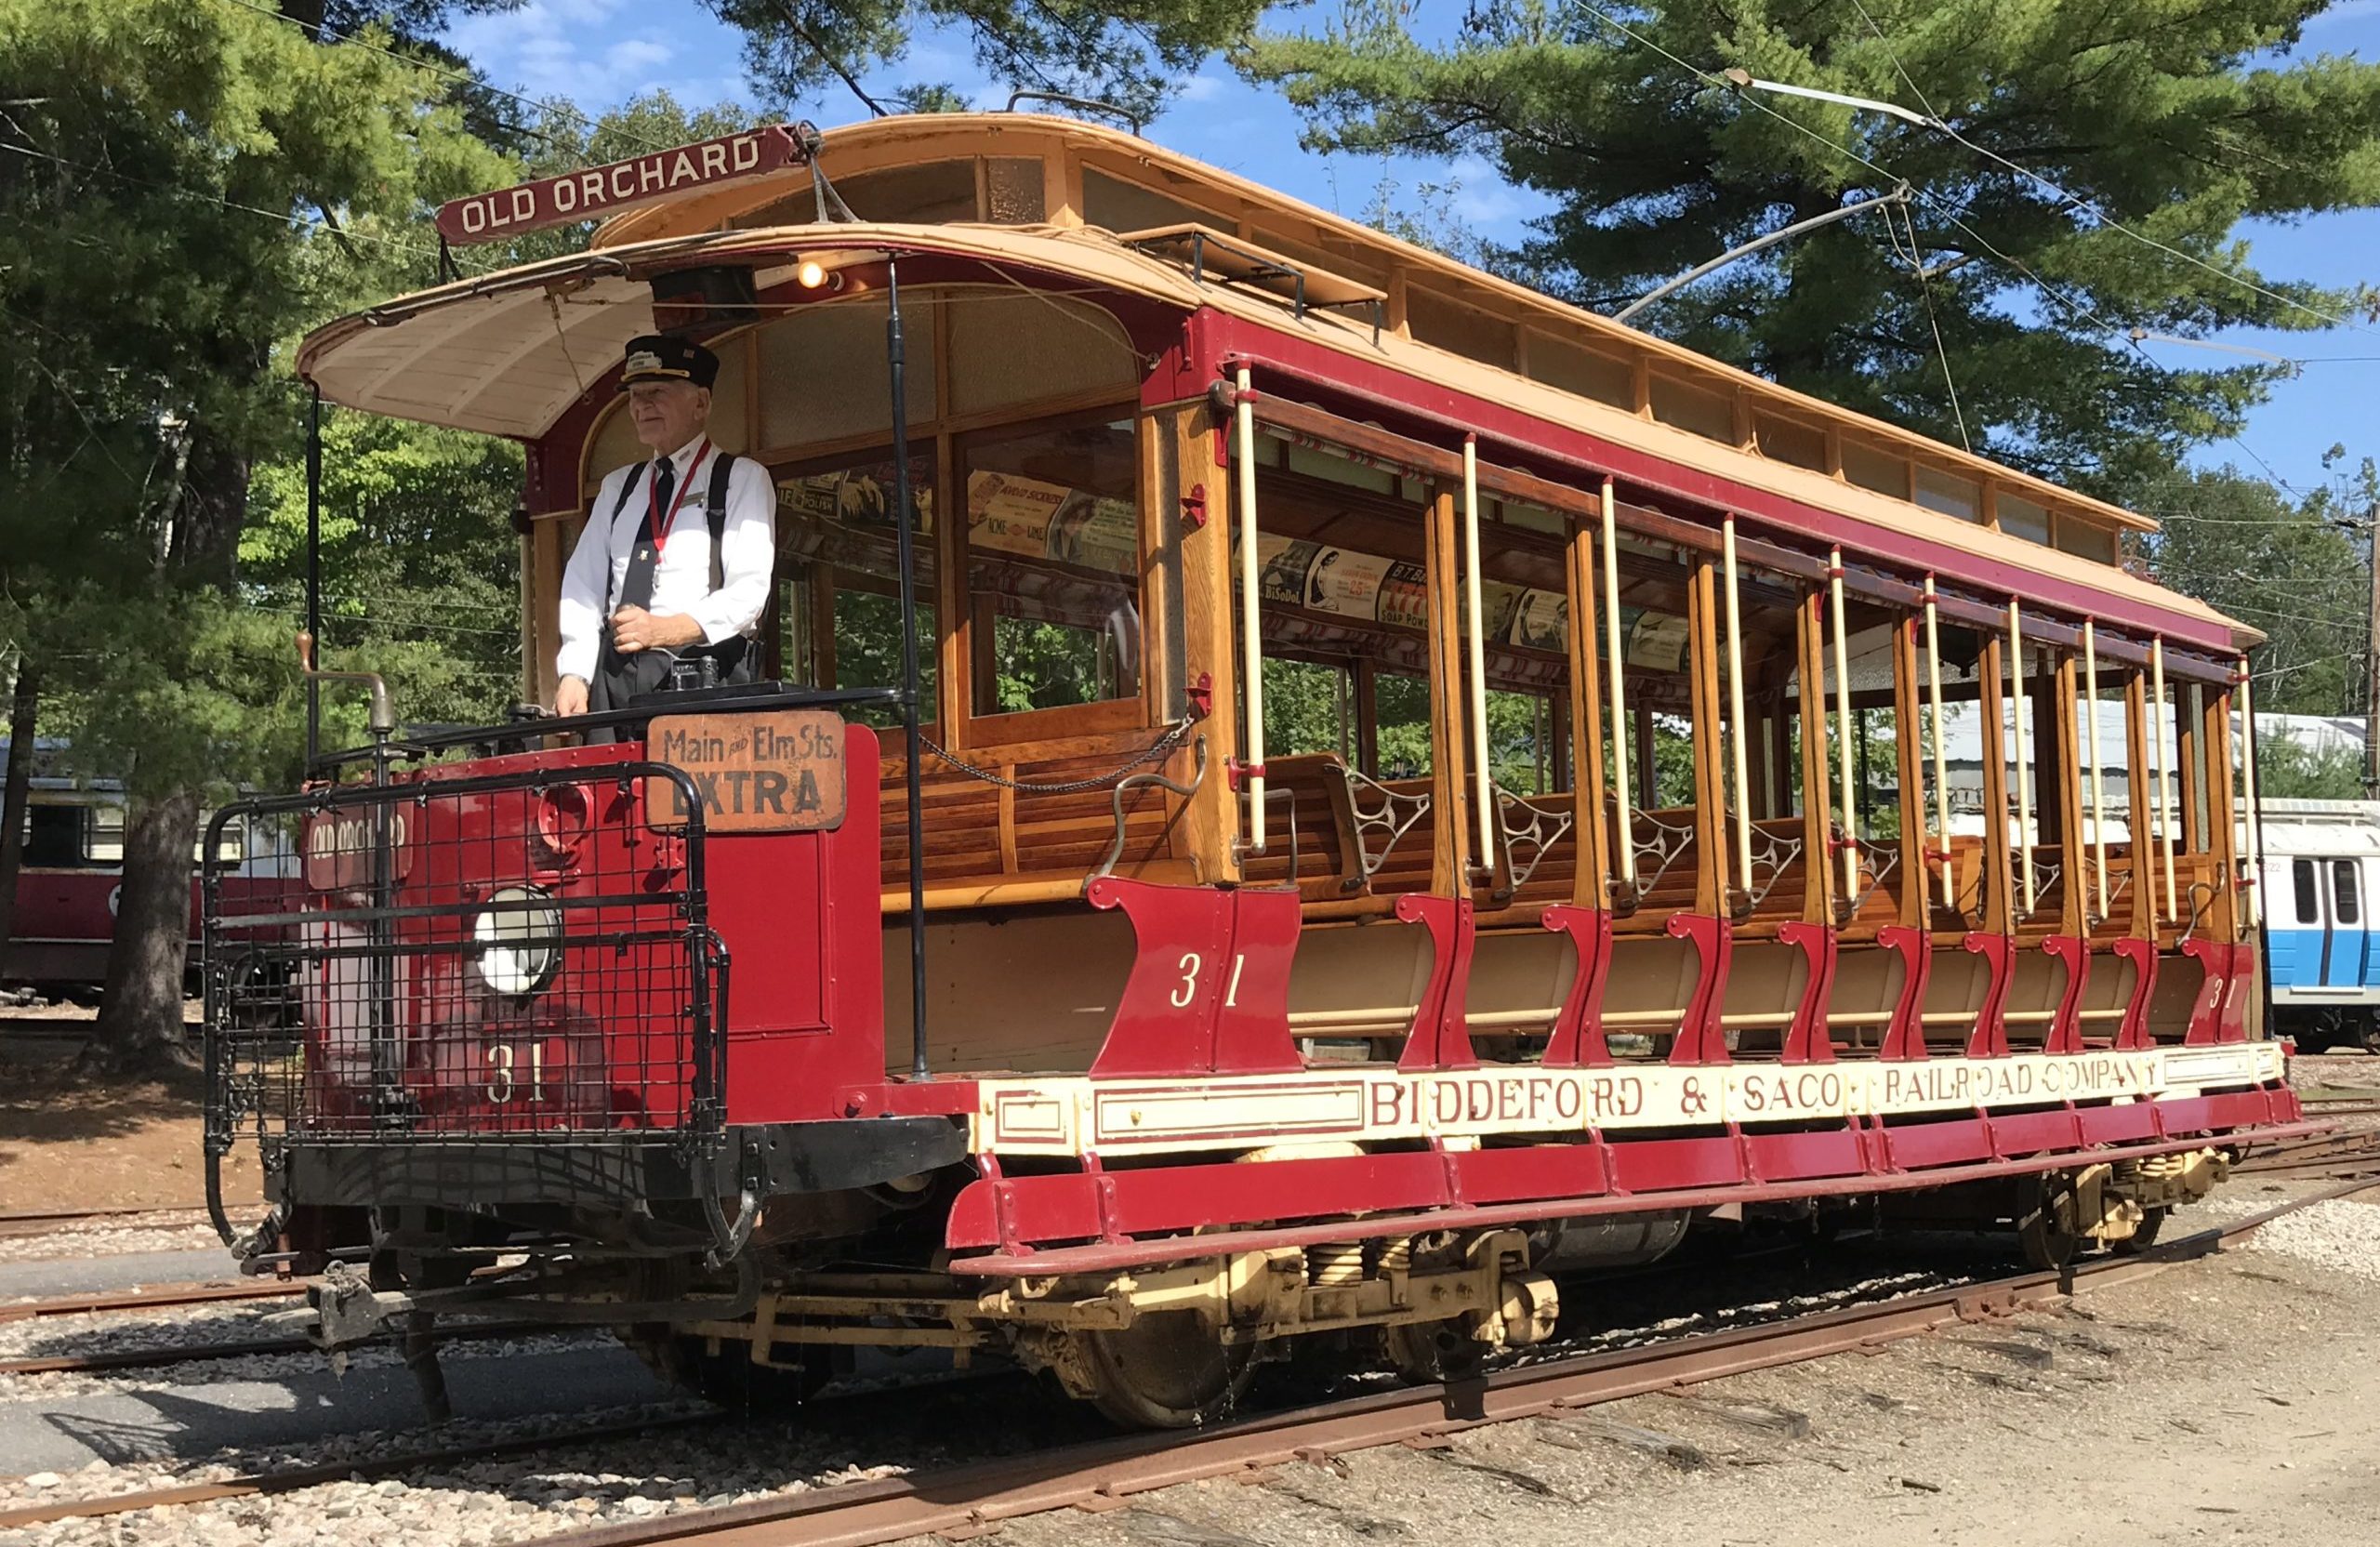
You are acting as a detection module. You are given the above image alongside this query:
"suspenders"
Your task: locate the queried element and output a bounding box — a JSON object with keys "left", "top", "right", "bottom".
{"left": 597, "top": 451, "right": 741, "bottom": 618}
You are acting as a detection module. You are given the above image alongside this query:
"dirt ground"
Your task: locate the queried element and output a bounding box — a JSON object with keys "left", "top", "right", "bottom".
{"left": 951, "top": 1187, "right": 2380, "bottom": 1547}
{"left": 0, "top": 1004, "right": 263, "bottom": 1212}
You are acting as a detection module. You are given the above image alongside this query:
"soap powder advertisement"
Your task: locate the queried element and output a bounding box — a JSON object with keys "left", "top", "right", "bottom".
{"left": 966, "top": 469, "right": 1066, "bottom": 560}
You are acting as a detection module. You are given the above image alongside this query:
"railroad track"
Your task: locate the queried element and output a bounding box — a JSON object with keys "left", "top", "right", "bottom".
{"left": 0, "top": 1205, "right": 221, "bottom": 1240}
{"left": 0, "top": 1317, "right": 550, "bottom": 1377}
{"left": 508, "top": 1177, "right": 2380, "bottom": 1547}
{"left": 5, "top": 1182, "right": 2363, "bottom": 1541}
{"left": 0, "top": 1277, "right": 305, "bottom": 1325}
{"left": 2236, "top": 1128, "right": 2380, "bottom": 1179}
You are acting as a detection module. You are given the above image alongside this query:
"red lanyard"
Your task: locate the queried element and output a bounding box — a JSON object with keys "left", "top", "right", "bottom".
{"left": 646, "top": 440, "right": 713, "bottom": 560}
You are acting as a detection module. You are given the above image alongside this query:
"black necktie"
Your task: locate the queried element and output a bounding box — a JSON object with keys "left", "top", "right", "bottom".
{"left": 618, "top": 456, "right": 674, "bottom": 612}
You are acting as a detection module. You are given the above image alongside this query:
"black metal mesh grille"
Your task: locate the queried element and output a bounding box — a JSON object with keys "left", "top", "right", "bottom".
{"left": 203, "top": 760, "right": 722, "bottom": 1154}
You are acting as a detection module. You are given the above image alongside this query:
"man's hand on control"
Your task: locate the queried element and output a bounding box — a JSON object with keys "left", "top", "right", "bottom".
{"left": 610, "top": 605, "right": 704, "bottom": 654}
{"left": 555, "top": 675, "right": 589, "bottom": 718}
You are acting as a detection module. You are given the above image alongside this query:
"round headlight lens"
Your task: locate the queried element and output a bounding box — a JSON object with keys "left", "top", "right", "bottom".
{"left": 474, "top": 885, "right": 562, "bottom": 997}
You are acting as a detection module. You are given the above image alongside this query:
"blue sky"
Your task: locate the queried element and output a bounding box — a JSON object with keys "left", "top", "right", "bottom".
{"left": 443, "top": 0, "right": 2380, "bottom": 504}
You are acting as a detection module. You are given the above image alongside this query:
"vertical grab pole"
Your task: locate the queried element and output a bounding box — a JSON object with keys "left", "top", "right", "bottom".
{"left": 887, "top": 258, "right": 931, "bottom": 1079}
{"left": 1601, "top": 479, "right": 1636, "bottom": 896}
{"left": 2237, "top": 654, "right": 2263, "bottom": 931}
{"left": 1924, "top": 576, "right": 1953, "bottom": 909}
{"left": 2152, "top": 639, "right": 2177, "bottom": 923}
{"left": 305, "top": 383, "right": 323, "bottom": 769}
{"left": 1828, "top": 548, "right": 1858, "bottom": 901}
{"left": 1235, "top": 364, "right": 1266, "bottom": 854}
{"left": 2083, "top": 619, "right": 2109, "bottom": 923}
{"left": 1721, "top": 515, "right": 1752, "bottom": 895}
{"left": 2010, "top": 599, "right": 2035, "bottom": 919}
{"left": 1462, "top": 437, "right": 1493, "bottom": 874}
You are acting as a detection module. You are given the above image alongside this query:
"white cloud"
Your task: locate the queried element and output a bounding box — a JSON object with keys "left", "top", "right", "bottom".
{"left": 445, "top": 0, "right": 728, "bottom": 107}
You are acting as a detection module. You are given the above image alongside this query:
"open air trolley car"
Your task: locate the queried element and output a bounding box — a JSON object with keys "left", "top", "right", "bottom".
{"left": 204, "top": 113, "right": 2309, "bottom": 1428}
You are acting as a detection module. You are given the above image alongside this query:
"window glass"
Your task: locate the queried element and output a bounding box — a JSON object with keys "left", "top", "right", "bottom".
{"left": 984, "top": 158, "right": 1046, "bottom": 223}
{"left": 945, "top": 293, "right": 1138, "bottom": 416}
{"left": 1915, "top": 467, "right": 1981, "bottom": 522}
{"left": 1374, "top": 673, "right": 1433, "bottom": 779}
{"left": 1081, "top": 168, "right": 1219, "bottom": 234}
{"left": 1997, "top": 492, "right": 2051, "bottom": 544}
{"left": 963, "top": 416, "right": 1142, "bottom": 717}
{"left": 193, "top": 817, "right": 243, "bottom": 866}
{"left": 1263, "top": 657, "right": 1356, "bottom": 762}
{"left": 1406, "top": 289, "right": 1516, "bottom": 369}
{"left": 2055, "top": 516, "right": 2119, "bottom": 564}
{"left": 2294, "top": 858, "right": 2319, "bottom": 923}
{"left": 1526, "top": 334, "right": 1634, "bottom": 409}
{"left": 2336, "top": 860, "right": 2361, "bottom": 927}
{"left": 23, "top": 805, "right": 82, "bottom": 867}
{"left": 735, "top": 160, "right": 976, "bottom": 228}
{"left": 774, "top": 451, "right": 939, "bottom": 729}
{"left": 86, "top": 805, "right": 124, "bottom": 864}
{"left": 1647, "top": 374, "right": 1736, "bottom": 443}
{"left": 758, "top": 298, "right": 936, "bottom": 453}
{"left": 1754, "top": 414, "right": 1828, "bottom": 470}
{"left": 1837, "top": 441, "right": 1903, "bottom": 498}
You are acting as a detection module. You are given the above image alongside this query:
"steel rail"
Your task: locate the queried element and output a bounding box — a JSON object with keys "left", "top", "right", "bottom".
{"left": 0, "top": 1205, "right": 218, "bottom": 1238}
{"left": 0, "top": 1318, "right": 549, "bottom": 1377}
{"left": 503, "top": 1180, "right": 2380, "bottom": 1547}
{"left": 0, "top": 1279, "right": 306, "bottom": 1325}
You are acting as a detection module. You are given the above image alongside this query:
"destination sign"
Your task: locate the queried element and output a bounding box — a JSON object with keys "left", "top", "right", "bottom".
{"left": 303, "top": 809, "right": 412, "bottom": 892}
{"left": 435, "top": 125, "right": 809, "bottom": 245}
{"left": 646, "top": 709, "right": 846, "bottom": 834}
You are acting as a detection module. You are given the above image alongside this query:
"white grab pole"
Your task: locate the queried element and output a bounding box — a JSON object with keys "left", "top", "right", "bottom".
{"left": 1924, "top": 576, "right": 1953, "bottom": 909}
{"left": 1722, "top": 515, "right": 1753, "bottom": 892}
{"left": 1829, "top": 547, "right": 1858, "bottom": 899}
{"left": 2237, "top": 654, "right": 2262, "bottom": 931}
{"left": 1602, "top": 479, "right": 1637, "bottom": 892}
{"left": 2010, "top": 599, "right": 2033, "bottom": 919}
{"left": 1235, "top": 364, "right": 1265, "bottom": 854}
{"left": 2152, "top": 639, "right": 2176, "bottom": 923}
{"left": 2083, "top": 620, "right": 2109, "bottom": 922}
{"left": 1462, "top": 436, "right": 1493, "bottom": 872}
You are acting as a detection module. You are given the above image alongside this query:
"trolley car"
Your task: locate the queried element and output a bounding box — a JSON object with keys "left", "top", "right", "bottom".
{"left": 204, "top": 114, "right": 2307, "bottom": 1427}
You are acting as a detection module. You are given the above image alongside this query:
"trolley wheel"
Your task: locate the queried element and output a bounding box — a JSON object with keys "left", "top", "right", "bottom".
{"left": 1382, "top": 1317, "right": 1488, "bottom": 1385}
{"left": 1070, "top": 1311, "right": 1259, "bottom": 1429}
{"left": 2110, "top": 1206, "right": 2167, "bottom": 1255}
{"left": 2015, "top": 1174, "right": 2084, "bottom": 1272}
{"left": 627, "top": 1330, "right": 839, "bottom": 1413}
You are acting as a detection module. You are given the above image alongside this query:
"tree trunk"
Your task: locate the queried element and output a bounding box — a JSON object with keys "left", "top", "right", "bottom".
{"left": 0, "top": 663, "right": 35, "bottom": 982}
{"left": 84, "top": 771, "right": 202, "bottom": 1073}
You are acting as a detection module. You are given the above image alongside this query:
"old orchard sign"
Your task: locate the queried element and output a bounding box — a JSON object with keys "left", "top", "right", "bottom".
{"left": 647, "top": 709, "right": 846, "bottom": 834}
{"left": 436, "top": 125, "right": 810, "bottom": 245}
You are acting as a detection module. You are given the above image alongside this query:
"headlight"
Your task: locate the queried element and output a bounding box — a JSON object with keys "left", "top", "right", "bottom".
{"left": 474, "top": 885, "right": 562, "bottom": 997}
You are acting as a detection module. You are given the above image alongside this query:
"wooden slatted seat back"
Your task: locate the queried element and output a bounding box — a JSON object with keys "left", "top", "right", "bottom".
{"left": 877, "top": 729, "right": 1183, "bottom": 893}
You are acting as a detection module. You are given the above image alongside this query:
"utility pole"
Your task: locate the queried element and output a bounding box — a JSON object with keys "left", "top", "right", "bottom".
{"left": 2360, "top": 507, "right": 2380, "bottom": 789}
{"left": 2367, "top": 504, "right": 2380, "bottom": 794}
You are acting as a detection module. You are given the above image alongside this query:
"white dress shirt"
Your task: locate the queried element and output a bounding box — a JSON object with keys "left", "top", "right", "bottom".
{"left": 555, "top": 433, "right": 776, "bottom": 685}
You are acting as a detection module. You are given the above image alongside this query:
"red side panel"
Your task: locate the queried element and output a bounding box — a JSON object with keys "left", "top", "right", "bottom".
{"left": 1085, "top": 878, "right": 1303, "bottom": 1078}
{"left": 713, "top": 723, "right": 885, "bottom": 1123}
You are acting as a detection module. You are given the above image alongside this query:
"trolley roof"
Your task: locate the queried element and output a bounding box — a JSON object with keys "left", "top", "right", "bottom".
{"left": 297, "top": 114, "right": 2252, "bottom": 651}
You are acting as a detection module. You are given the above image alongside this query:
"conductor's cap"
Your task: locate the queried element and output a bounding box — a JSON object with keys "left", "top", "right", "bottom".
{"left": 618, "top": 335, "right": 719, "bottom": 391}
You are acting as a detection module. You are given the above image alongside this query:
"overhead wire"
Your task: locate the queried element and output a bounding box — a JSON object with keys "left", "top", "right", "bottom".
{"left": 1837, "top": 0, "right": 2368, "bottom": 336}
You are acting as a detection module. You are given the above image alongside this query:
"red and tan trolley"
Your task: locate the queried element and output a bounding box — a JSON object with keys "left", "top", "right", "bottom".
{"left": 205, "top": 113, "right": 2304, "bottom": 1427}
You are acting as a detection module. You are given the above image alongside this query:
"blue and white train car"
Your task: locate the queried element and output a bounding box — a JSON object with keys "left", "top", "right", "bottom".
{"left": 2259, "top": 798, "right": 2380, "bottom": 1053}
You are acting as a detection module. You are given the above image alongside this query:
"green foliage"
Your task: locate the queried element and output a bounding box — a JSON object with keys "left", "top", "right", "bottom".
{"left": 2133, "top": 463, "right": 2373, "bottom": 717}
{"left": 0, "top": 0, "right": 515, "bottom": 794}
{"left": 703, "top": 0, "right": 1267, "bottom": 123}
{"left": 1241, "top": 0, "right": 2380, "bottom": 493}
{"left": 243, "top": 411, "right": 527, "bottom": 731}
{"left": 2255, "top": 726, "right": 2367, "bottom": 800}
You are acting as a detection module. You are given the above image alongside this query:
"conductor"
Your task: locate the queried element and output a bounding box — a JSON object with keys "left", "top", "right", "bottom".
{"left": 553, "top": 335, "right": 775, "bottom": 727}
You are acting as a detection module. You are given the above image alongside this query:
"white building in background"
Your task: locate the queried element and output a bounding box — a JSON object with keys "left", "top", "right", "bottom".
{"left": 1872, "top": 705, "right": 2360, "bottom": 840}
